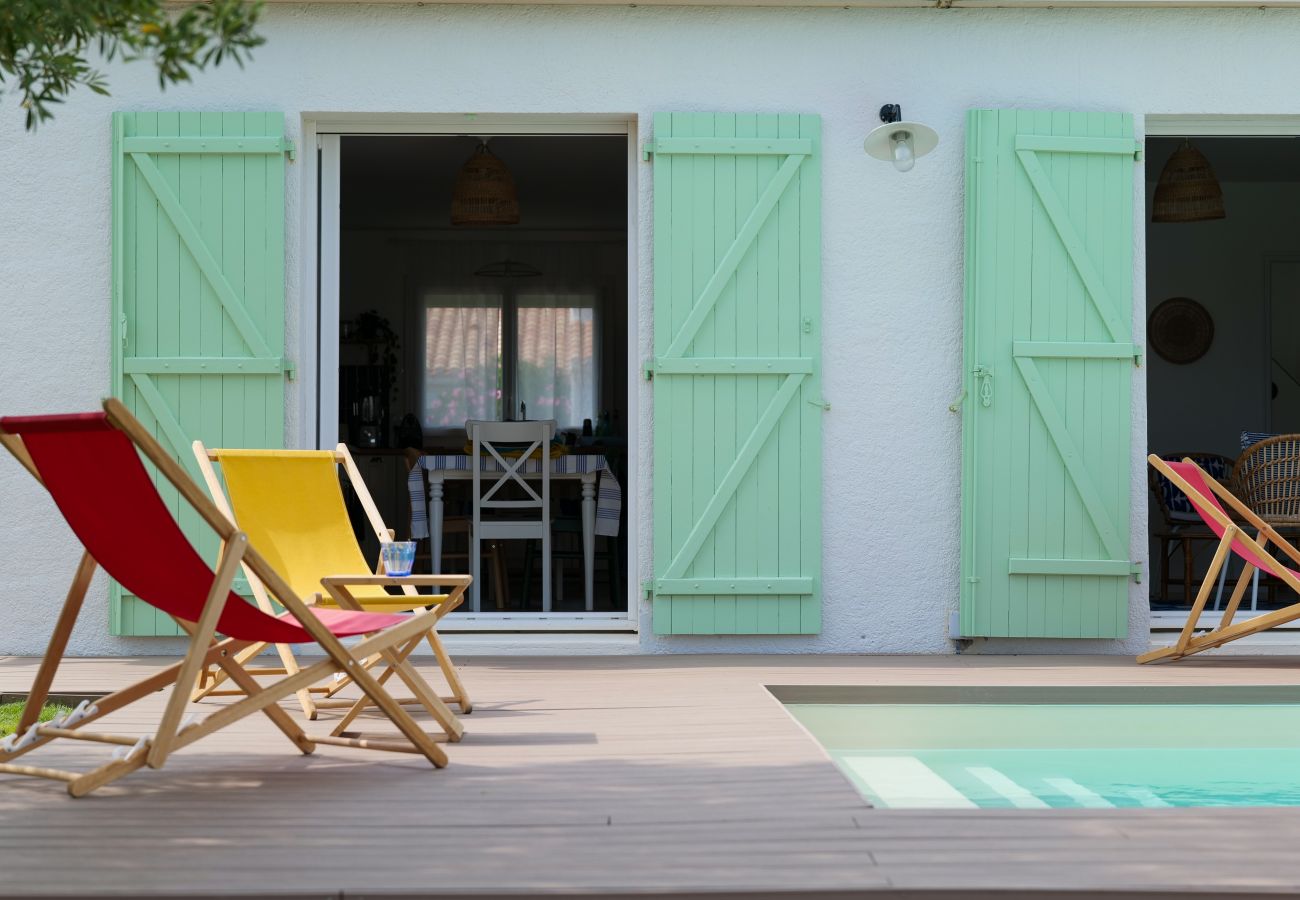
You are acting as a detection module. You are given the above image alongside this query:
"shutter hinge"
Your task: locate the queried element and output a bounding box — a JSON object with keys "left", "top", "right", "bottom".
{"left": 642, "top": 580, "right": 654, "bottom": 602}
{"left": 1133, "top": 344, "right": 1144, "bottom": 367}
{"left": 641, "top": 141, "right": 655, "bottom": 162}
{"left": 284, "top": 140, "right": 296, "bottom": 162}
{"left": 1134, "top": 142, "right": 1144, "bottom": 162}
{"left": 644, "top": 360, "right": 655, "bottom": 381}
{"left": 282, "top": 358, "right": 297, "bottom": 381}
{"left": 1131, "top": 562, "right": 1143, "bottom": 584}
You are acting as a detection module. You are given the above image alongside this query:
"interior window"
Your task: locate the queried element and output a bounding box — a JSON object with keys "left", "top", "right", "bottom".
{"left": 420, "top": 289, "right": 598, "bottom": 431}
{"left": 420, "top": 294, "right": 503, "bottom": 427}
{"left": 515, "top": 291, "right": 598, "bottom": 429}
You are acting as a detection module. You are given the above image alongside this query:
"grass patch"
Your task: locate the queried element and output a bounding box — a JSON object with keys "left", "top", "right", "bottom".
{"left": 0, "top": 702, "right": 72, "bottom": 738}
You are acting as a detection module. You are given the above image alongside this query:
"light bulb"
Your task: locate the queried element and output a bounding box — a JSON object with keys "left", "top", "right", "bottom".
{"left": 891, "top": 131, "right": 915, "bottom": 173}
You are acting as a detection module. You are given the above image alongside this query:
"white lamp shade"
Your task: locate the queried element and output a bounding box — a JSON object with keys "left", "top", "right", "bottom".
{"left": 864, "top": 121, "right": 940, "bottom": 162}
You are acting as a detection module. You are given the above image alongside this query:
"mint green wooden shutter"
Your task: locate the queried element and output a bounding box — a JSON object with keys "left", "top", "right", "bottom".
{"left": 649, "top": 113, "right": 822, "bottom": 635}
{"left": 110, "top": 111, "right": 291, "bottom": 636}
{"left": 961, "top": 109, "right": 1140, "bottom": 639}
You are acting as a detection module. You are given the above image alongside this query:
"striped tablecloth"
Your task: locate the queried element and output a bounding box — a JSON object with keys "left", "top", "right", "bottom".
{"left": 407, "top": 454, "right": 622, "bottom": 539}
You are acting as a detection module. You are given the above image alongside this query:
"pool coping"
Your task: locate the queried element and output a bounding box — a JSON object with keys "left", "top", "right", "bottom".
{"left": 768, "top": 683, "right": 1300, "bottom": 704}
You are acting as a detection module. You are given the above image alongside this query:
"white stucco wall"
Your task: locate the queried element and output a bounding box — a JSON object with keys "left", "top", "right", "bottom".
{"left": 6, "top": 2, "right": 1297, "bottom": 656}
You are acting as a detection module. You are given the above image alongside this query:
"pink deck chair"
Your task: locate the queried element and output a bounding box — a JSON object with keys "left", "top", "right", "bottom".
{"left": 1142, "top": 454, "right": 1300, "bottom": 663}
{"left": 0, "top": 399, "right": 470, "bottom": 797}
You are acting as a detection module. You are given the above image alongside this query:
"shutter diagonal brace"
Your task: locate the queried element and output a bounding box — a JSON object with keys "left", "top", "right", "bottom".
{"left": 1016, "top": 147, "right": 1128, "bottom": 345}
{"left": 129, "top": 152, "right": 274, "bottom": 361}
{"left": 128, "top": 373, "right": 206, "bottom": 483}
{"left": 1014, "top": 356, "right": 1125, "bottom": 561}
{"left": 661, "top": 372, "right": 805, "bottom": 580}
{"left": 663, "top": 153, "right": 805, "bottom": 360}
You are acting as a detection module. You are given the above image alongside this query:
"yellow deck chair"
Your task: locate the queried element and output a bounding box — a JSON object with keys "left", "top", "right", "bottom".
{"left": 192, "top": 443, "right": 471, "bottom": 720}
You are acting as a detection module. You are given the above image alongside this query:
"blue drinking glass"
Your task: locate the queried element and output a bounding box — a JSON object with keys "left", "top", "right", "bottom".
{"left": 381, "top": 541, "right": 416, "bottom": 577}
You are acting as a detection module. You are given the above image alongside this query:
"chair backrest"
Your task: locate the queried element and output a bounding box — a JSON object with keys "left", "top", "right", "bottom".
{"left": 1149, "top": 451, "right": 1234, "bottom": 524}
{"left": 0, "top": 408, "right": 309, "bottom": 644}
{"left": 204, "top": 448, "right": 386, "bottom": 602}
{"left": 1233, "top": 434, "right": 1300, "bottom": 523}
{"left": 466, "top": 419, "right": 555, "bottom": 527}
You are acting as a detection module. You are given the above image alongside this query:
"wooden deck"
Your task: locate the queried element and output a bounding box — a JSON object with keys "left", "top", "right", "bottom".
{"left": 6, "top": 653, "right": 1300, "bottom": 898}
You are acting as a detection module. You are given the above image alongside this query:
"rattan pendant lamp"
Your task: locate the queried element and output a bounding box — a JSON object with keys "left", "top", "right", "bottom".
{"left": 1152, "top": 139, "right": 1225, "bottom": 223}
{"left": 450, "top": 139, "right": 520, "bottom": 226}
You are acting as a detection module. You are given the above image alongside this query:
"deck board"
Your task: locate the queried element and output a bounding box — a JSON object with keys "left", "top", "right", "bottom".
{"left": 5, "top": 653, "right": 1300, "bottom": 897}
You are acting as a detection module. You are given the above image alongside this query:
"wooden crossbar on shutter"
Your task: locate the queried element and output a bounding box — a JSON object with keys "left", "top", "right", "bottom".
{"left": 960, "top": 109, "right": 1140, "bottom": 639}
{"left": 649, "top": 113, "right": 822, "bottom": 635}
{"left": 110, "top": 111, "right": 290, "bottom": 636}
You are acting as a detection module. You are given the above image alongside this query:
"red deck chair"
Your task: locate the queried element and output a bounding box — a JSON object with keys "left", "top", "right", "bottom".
{"left": 1142, "top": 454, "right": 1300, "bottom": 663}
{"left": 0, "top": 399, "right": 470, "bottom": 797}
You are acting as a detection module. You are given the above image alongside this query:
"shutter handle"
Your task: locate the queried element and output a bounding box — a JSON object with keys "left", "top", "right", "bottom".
{"left": 120, "top": 314, "right": 128, "bottom": 349}
{"left": 973, "top": 366, "right": 994, "bottom": 408}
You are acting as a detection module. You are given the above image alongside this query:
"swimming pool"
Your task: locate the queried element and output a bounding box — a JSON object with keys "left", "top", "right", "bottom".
{"left": 780, "top": 685, "right": 1300, "bottom": 809}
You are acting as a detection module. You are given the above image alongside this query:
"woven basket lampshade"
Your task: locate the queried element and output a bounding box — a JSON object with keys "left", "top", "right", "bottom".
{"left": 1152, "top": 139, "right": 1225, "bottom": 223}
{"left": 450, "top": 142, "right": 520, "bottom": 226}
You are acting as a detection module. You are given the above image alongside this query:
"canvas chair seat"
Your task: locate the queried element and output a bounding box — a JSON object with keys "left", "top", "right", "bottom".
{"left": 190, "top": 444, "right": 472, "bottom": 717}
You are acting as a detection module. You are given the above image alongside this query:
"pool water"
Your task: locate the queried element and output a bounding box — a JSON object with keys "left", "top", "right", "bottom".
{"left": 786, "top": 700, "right": 1300, "bottom": 809}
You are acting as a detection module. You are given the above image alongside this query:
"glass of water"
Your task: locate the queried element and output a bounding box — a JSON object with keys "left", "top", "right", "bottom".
{"left": 381, "top": 541, "right": 416, "bottom": 577}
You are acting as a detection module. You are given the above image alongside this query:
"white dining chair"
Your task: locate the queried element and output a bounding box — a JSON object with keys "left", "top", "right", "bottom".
{"left": 467, "top": 419, "right": 555, "bottom": 612}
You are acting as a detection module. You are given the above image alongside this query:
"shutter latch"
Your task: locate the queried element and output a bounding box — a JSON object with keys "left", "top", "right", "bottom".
{"left": 973, "top": 365, "right": 994, "bottom": 407}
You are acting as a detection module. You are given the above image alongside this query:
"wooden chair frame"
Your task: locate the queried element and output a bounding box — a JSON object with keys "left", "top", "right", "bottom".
{"left": 189, "top": 442, "right": 472, "bottom": 720}
{"left": 0, "top": 399, "right": 470, "bottom": 796}
{"left": 1140, "top": 453, "right": 1300, "bottom": 663}
{"left": 468, "top": 419, "right": 553, "bottom": 613}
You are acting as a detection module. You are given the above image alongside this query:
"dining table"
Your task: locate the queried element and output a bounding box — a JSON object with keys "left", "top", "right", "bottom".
{"left": 406, "top": 452, "right": 622, "bottom": 611}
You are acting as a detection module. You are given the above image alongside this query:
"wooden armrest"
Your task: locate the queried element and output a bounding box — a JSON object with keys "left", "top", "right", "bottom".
{"left": 321, "top": 574, "right": 473, "bottom": 588}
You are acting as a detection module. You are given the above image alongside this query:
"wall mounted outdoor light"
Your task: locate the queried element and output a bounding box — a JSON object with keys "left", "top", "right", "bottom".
{"left": 864, "top": 104, "right": 939, "bottom": 172}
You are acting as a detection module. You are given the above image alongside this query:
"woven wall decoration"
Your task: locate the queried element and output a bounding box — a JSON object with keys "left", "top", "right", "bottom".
{"left": 1149, "top": 296, "right": 1214, "bottom": 364}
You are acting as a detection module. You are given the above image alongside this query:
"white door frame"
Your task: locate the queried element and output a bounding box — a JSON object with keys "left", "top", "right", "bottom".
{"left": 300, "top": 113, "right": 640, "bottom": 633}
{"left": 1144, "top": 115, "right": 1300, "bottom": 631}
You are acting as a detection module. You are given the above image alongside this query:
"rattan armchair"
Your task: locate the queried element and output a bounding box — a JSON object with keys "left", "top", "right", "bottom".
{"left": 1233, "top": 435, "right": 1300, "bottom": 525}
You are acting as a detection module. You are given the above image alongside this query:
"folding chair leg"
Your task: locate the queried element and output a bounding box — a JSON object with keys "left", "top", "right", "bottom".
{"left": 426, "top": 628, "right": 472, "bottom": 714}
{"left": 380, "top": 646, "right": 464, "bottom": 741}
{"left": 330, "top": 637, "right": 425, "bottom": 737}
{"left": 317, "top": 638, "right": 448, "bottom": 767}
{"left": 19, "top": 551, "right": 96, "bottom": 734}
{"left": 271, "top": 640, "right": 317, "bottom": 720}
{"left": 205, "top": 646, "right": 316, "bottom": 756}
{"left": 1144, "top": 528, "right": 1242, "bottom": 660}
{"left": 1161, "top": 527, "right": 1236, "bottom": 661}
{"left": 148, "top": 535, "right": 244, "bottom": 769}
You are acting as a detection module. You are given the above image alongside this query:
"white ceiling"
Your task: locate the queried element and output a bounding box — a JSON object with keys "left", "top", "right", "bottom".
{"left": 1146, "top": 137, "right": 1300, "bottom": 184}
{"left": 341, "top": 134, "right": 628, "bottom": 230}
